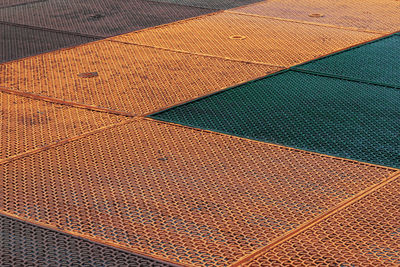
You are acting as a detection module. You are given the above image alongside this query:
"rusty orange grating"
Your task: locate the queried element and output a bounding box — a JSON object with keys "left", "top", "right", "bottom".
{"left": 0, "top": 91, "right": 125, "bottom": 161}
{"left": 0, "top": 40, "right": 280, "bottom": 116}
{"left": 231, "top": 0, "right": 400, "bottom": 34}
{"left": 241, "top": 172, "right": 400, "bottom": 266}
{"left": 112, "top": 12, "right": 381, "bottom": 67}
{"left": 0, "top": 118, "right": 396, "bottom": 266}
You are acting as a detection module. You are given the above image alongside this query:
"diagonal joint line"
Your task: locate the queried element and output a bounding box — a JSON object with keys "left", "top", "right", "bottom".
{"left": 107, "top": 39, "right": 285, "bottom": 68}
{"left": 229, "top": 170, "right": 400, "bottom": 266}
{"left": 0, "top": 211, "right": 185, "bottom": 267}
{"left": 291, "top": 68, "right": 400, "bottom": 89}
{"left": 225, "top": 11, "right": 387, "bottom": 35}
{"left": 0, "top": 86, "right": 135, "bottom": 117}
{"left": 0, "top": 119, "right": 135, "bottom": 166}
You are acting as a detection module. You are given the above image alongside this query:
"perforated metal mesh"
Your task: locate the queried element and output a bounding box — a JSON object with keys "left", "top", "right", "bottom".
{"left": 0, "top": 23, "right": 98, "bottom": 63}
{"left": 0, "top": 0, "right": 36, "bottom": 8}
{"left": 244, "top": 174, "right": 400, "bottom": 266}
{"left": 0, "top": 91, "right": 125, "bottom": 161}
{"left": 147, "top": 0, "right": 263, "bottom": 10}
{"left": 0, "top": 215, "right": 173, "bottom": 267}
{"left": 151, "top": 70, "right": 400, "bottom": 169}
{"left": 0, "top": 118, "right": 395, "bottom": 266}
{"left": 296, "top": 34, "right": 400, "bottom": 88}
{"left": 0, "top": 40, "right": 279, "bottom": 115}
{"left": 0, "top": 0, "right": 214, "bottom": 37}
{"left": 231, "top": 0, "right": 400, "bottom": 33}
{"left": 112, "top": 12, "right": 380, "bottom": 67}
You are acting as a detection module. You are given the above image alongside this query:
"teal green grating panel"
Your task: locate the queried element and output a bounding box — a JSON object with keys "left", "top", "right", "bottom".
{"left": 294, "top": 34, "right": 400, "bottom": 88}
{"left": 151, "top": 70, "right": 400, "bottom": 169}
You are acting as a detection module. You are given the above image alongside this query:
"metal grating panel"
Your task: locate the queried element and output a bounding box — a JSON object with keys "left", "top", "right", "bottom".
{"left": 0, "top": 214, "right": 173, "bottom": 266}
{"left": 296, "top": 34, "right": 400, "bottom": 88}
{"left": 0, "top": 23, "right": 98, "bottom": 63}
{"left": 151, "top": 70, "right": 400, "bottom": 169}
{"left": 112, "top": 12, "right": 380, "bottom": 67}
{"left": 146, "top": 0, "right": 264, "bottom": 10}
{"left": 0, "top": 91, "right": 125, "bottom": 160}
{"left": 231, "top": 0, "right": 400, "bottom": 34}
{"left": 0, "top": 0, "right": 37, "bottom": 8}
{"left": 244, "top": 174, "right": 400, "bottom": 266}
{"left": 0, "top": 0, "right": 214, "bottom": 37}
{"left": 0, "top": 40, "right": 280, "bottom": 115}
{"left": 0, "top": 119, "right": 395, "bottom": 266}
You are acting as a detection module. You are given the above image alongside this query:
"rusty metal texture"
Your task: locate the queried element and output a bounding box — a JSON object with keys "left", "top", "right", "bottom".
{"left": 296, "top": 34, "right": 400, "bottom": 89}
{"left": 0, "top": 118, "right": 395, "bottom": 266}
{"left": 146, "top": 0, "right": 264, "bottom": 10}
{"left": 243, "top": 173, "right": 400, "bottom": 266}
{"left": 0, "top": 215, "right": 173, "bottom": 267}
{"left": 0, "top": 91, "right": 125, "bottom": 161}
{"left": 112, "top": 12, "right": 380, "bottom": 67}
{"left": 231, "top": 0, "right": 400, "bottom": 34}
{"left": 0, "top": 40, "right": 280, "bottom": 115}
{"left": 0, "top": 0, "right": 215, "bottom": 37}
{"left": 151, "top": 70, "right": 400, "bottom": 169}
{"left": 0, "top": 23, "right": 98, "bottom": 63}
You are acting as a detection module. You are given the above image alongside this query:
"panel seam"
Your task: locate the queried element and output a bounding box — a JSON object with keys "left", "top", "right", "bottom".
{"left": 0, "top": 211, "right": 185, "bottom": 267}
{"left": 0, "top": 0, "right": 46, "bottom": 9}
{"left": 143, "top": 0, "right": 219, "bottom": 11}
{"left": 225, "top": 10, "right": 388, "bottom": 35}
{"left": 229, "top": 170, "right": 400, "bottom": 266}
{"left": 291, "top": 68, "right": 400, "bottom": 89}
{"left": 107, "top": 39, "right": 285, "bottom": 67}
{"left": 0, "top": 20, "right": 102, "bottom": 39}
{"left": 143, "top": 117, "right": 399, "bottom": 172}
{"left": 141, "top": 69, "right": 288, "bottom": 117}
{"left": 293, "top": 33, "right": 398, "bottom": 67}
{"left": 0, "top": 86, "right": 135, "bottom": 117}
{"left": 0, "top": 119, "right": 135, "bottom": 166}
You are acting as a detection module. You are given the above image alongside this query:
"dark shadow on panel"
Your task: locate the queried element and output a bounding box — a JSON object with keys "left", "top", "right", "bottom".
{"left": 0, "top": 23, "right": 99, "bottom": 63}
{"left": 141, "top": 0, "right": 265, "bottom": 10}
{"left": 0, "top": 214, "right": 173, "bottom": 266}
{"left": 0, "top": 0, "right": 215, "bottom": 37}
{"left": 0, "top": 0, "right": 44, "bottom": 9}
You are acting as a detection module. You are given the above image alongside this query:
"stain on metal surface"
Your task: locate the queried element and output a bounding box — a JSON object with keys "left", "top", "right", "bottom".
{"left": 0, "top": 40, "right": 281, "bottom": 115}
{"left": 0, "top": 118, "right": 395, "bottom": 266}
{"left": 243, "top": 173, "right": 400, "bottom": 266}
{"left": 232, "top": 0, "right": 400, "bottom": 33}
{"left": 112, "top": 12, "right": 380, "bottom": 66}
{"left": 0, "top": 91, "right": 124, "bottom": 160}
